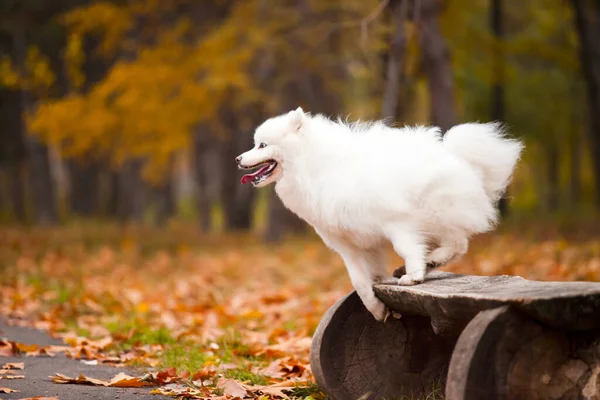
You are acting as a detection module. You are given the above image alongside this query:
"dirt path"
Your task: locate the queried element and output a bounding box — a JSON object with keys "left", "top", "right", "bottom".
{"left": 0, "top": 319, "right": 167, "bottom": 400}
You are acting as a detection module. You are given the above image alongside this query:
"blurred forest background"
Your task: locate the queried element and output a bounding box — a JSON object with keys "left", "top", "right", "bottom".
{"left": 0, "top": 0, "right": 600, "bottom": 240}
{"left": 2, "top": 2, "right": 600, "bottom": 397}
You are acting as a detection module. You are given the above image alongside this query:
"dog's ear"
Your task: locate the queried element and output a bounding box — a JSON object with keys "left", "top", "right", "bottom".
{"left": 289, "top": 107, "right": 305, "bottom": 133}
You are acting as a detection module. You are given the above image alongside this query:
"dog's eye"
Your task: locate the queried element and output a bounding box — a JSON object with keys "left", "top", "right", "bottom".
{"left": 258, "top": 143, "right": 267, "bottom": 149}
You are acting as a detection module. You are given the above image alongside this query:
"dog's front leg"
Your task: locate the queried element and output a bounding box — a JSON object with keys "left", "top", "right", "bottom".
{"left": 338, "top": 247, "right": 389, "bottom": 321}
{"left": 315, "top": 230, "right": 388, "bottom": 321}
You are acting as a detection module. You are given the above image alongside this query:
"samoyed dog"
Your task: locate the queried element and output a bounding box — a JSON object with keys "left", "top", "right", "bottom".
{"left": 236, "top": 108, "right": 523, "bottom": 321}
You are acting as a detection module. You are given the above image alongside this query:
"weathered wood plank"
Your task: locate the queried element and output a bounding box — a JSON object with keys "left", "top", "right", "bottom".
{"left": 375, "top": 271, "right": 600, "bottom": 333}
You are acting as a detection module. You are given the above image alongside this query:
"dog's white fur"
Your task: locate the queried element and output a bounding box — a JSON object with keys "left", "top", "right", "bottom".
{"left": 237, "top": 108, "right": 523, "bottom": 321}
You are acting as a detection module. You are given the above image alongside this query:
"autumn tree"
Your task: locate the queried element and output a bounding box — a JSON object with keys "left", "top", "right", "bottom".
{"left": 0, "top": 0, "right": 595, "bottom": 228}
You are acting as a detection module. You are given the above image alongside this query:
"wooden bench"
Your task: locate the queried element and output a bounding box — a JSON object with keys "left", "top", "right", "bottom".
{"left": 310, "top": 271, "right": 600, "bottom": 400}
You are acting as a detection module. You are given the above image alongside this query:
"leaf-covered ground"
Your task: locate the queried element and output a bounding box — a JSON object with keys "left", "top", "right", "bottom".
{"left": 1, "top": 221, "right": 600, "bottom": 399}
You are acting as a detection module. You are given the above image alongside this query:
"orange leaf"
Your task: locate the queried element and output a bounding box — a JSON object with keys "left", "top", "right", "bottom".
{"left": 16, "top": 343, "right": 39, "bottom": 353}
{"left": 1, "top": 362, "right": 24, "bottom": 370}
{"left": 192, "top": 365, "right": 216, "bottom": 381}
{"left": 19, "top": 397, "right": 60, "bottom": 400}
{"left": 1, "top": 375, "right": 24, "bottom": 379}
{"left": 108, "top": 372, "right": 153, "bottom": 388}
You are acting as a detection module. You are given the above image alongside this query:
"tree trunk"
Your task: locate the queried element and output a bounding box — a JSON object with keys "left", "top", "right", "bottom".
{"left": 26, "top": 139, "right": 59, "bottom": 224}
{"left": 7, "top": 164, "right": 27, "bottom": 222}
{"left": 382, "top": 0, "right": 408, "bottom": 120}
{"left": 154, "top": 169, "right": 175, "bottom": 226}
{"left": 0, "top": 85, "right": 27, "bottom": 222}
{"left": 572, "top": 0, "right": 600, "bottom": 205}
{"left": 569, "top": 127, "right": 582, "bottom": 208}
{"left": 106, "top": 168, "right": 120, "bottom": 218}
{"left": 490, "top": 0, "right": 509, "bottom": 216}
{"left": 219, "top": 105, "right": 257, "bottom": 231}
{"left": 116, "top": 160, "right": 146, "bottom": 223}
{"left": 547, "top": 143, "right": 560, "bottom": 212}
{"left": 417, "top": 0, "right": 457, "bottom": 132}
{"left": 193, "top": 125, "right": 215, "bottom": 232}
{"left": 68, "top": 158, "right": 100, "bottom": 217}
{"left": 12, "top": 25, "right": 58, "bottom": 225}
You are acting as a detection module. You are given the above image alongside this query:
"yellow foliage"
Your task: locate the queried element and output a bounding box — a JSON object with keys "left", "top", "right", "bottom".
{"left": 62, "top": 1, "right": 131, "bottom": 55}
{"left": 29, "top": 0, "right": 277, "bottom": 181}
{"left": 65, "top": 33, "right": 86, "bottom": 90}
{"left": 0, "top": 56, "right": 20, "bottom": 88}
{"left": 0, "top": 46, "right": 55, "bottom": 96}
{"left": 25, "top": 46, "right": 56, "bottom": 96}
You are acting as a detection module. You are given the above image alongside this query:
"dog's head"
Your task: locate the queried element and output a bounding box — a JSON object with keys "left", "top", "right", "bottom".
{"left": 236, "top": 107, "right": 305, "bottom": 187}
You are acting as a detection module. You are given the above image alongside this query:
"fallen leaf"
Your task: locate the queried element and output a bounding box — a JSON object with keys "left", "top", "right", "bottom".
{"left": 0, "top": 339, "right": 18, "bottom": 356}
{"left": 153, "top": 367, "right": 180, "bottom": 385}
{"left": 16, "top": 343, "right": 39, "bottom": 353}
{"left": 19, "top": 397, "right": 60, "bottom": 400}
{"left": 150, "top": 384, "right": 208, "bottom": 398}
{"left": 50, "top": 372, "right": 155, "bottom": 388}
{"left": 0, "top": 369, "right": 15, "bottom": 374}
{"left": 243, "top": 380, "right": 300, "bottom": 399}
{"left": 1, "top": 362, "right": 24, "bottom": 369}
{"left": 261, "top": 357, "right": 308, "bottom": 379}
{"left": 0, "top": 386, "right": 19, "bottom": 393}
{"left": 1, "top": 374, "right": 24, "bottom": 379}
{"left": 108, "top": 372, "right": 154, "bottom": 387}
{"left": 192, "top": 365, "right": 216, "bottom": 381}
{"left": 50, "top": 372, "right": 109, "bottom": 386}
{"left": 26, "top": 345, "right": 70, "bottom": 357}
{"left": 218, "top": 378, "right": 247, "bottom": 398}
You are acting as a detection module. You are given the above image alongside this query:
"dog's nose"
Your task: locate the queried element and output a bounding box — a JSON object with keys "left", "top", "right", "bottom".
{"left": 235, "top": 156, "right": 242, "bottom": 164}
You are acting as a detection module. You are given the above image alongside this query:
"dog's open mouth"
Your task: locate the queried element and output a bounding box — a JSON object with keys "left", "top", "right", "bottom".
{"left": 240, "top": 160, "right": 278, "bottom": 185}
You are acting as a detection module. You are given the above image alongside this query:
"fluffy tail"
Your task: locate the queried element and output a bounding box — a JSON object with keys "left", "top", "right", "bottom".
{"left": 443, "top": 123, "right": 524, "bottom": 201}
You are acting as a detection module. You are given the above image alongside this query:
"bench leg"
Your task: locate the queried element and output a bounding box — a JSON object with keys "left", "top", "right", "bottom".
{"left": 446, "top": 306, "right": 600, "bottom": 400}
{"left": 310, "top": 291, "right": 455, "bottom": 400}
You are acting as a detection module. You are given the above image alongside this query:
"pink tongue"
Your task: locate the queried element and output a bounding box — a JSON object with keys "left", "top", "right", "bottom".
{"left": 241, "top": 164, "right": 270, "bottom": 184}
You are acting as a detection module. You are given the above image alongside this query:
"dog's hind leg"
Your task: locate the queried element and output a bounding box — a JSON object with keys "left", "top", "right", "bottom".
{"left": 393, "top": 236, "right": 468, "bottom": 278}
{"left": 386, "top": 226, "right": 427, "bottom": 286}
{"left": 426, "top": 236, "right": 468, "bottom": 267}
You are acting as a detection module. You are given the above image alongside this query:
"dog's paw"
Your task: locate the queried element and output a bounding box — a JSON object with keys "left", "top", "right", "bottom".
{"left": 397, "top": 274, "right": 424, "bottom": 286}
{"left": 364, "top": 297, "right": 388, "bottom": 321}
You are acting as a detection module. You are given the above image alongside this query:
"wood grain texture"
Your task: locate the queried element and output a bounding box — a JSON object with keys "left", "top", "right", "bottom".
{"left": 310, "top": 292, "right": 453, "bottom": 400}
{"left": 311, "top": 272, "right": 600, "bottom": 399}
{"left": 375, "top": 271, "right": 600, "bottom": 332}
{"left": 447, "top": 306, "right": 600, "bottom": 400}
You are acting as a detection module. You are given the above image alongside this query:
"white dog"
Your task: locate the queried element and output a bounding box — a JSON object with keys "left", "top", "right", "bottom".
{"left": 236, "top": 108, "right": 523, "bottom": 321}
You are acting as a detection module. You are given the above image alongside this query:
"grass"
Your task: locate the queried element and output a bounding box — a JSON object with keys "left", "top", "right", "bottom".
{"left": 380, "top": 377, "right": 445, "bottom": 400}
{"left": 224, "top": 368, "right": 268, "bottom": 386}
{"left": 136, "top": 327, "right": 176, "bottom": 346}
{"left": 160, "top": 344, "right": 209, "bottom": 373}
{"left": 290, "top": 382, "right": 328, "bottom": 399}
